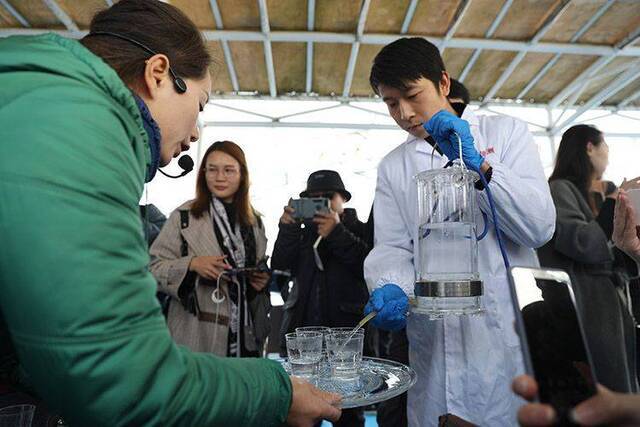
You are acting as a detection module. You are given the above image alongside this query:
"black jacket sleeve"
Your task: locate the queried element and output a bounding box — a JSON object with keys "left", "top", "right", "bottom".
{"left": 595, "top": 198, "right": 616, "bottom": 240}
{"left": 323, "top": 213, "right": 371, "bottom": 279}
{"left": 271, "top": 223, "right": 302, "bottom": 278}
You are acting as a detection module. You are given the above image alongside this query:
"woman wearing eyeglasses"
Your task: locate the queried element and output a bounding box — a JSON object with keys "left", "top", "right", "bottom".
{"left": 150, "top": 140, "right": 271, "bottom": 358}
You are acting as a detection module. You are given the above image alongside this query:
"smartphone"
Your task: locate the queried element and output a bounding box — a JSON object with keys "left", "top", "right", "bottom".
{"left": 508, "top": 267, "right": 597, "bottom": 424}
{"left": 289, "top": 198, "right": 330, "bottom": 220}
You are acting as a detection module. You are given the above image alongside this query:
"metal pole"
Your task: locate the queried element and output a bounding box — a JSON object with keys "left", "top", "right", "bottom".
{"left": 42, "top": 0, "right": 79, "bottom": 33}
{"left": 305, "top": 0, "right": 315, "bottom": 94}
{"left": 0, "top": 0, "right": 30, "bottom": 27}
{"left": 258, "top": 0, "right": 277, "bottom": 97}
{"left": 210, "top": 0, "right": 240, "bottom": 92}
{"left": 342, "top": 0, "right": 371, "bottom": 97}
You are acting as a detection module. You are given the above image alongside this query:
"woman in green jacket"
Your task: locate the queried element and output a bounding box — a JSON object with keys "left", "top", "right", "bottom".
{"left": 0, "top": 0, "right": 340, "bottom": 426}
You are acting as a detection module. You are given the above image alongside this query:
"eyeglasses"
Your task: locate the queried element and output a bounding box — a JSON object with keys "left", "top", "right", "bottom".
{"left": 204, "top": 166, "right": 239, "bottom": 177}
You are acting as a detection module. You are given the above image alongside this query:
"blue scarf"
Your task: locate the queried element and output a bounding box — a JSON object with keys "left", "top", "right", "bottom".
{"left": 133, "top": 94, "right": 161, "bottom": 182}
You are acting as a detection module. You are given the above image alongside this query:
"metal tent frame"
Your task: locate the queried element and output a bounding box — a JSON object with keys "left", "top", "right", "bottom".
{"left": 1, "top": 0, "right": 639, "bottom": 137}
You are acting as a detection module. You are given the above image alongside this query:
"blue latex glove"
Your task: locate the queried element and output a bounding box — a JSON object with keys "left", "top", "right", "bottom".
{"left": 424, "top": 110, "right": 484, "bottom": 172}
{"left": 364, "top": 283, "right": 409, "bottom": 331}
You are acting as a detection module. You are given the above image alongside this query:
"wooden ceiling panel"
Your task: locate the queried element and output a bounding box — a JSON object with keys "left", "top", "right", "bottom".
{"left": 229, "top": 41, "right": 269, "bottom": 93}
{"left": 207, "top": 41, "right": 233, "bottom": 93}
{"left": 496, "top": 52, "right": 555, "bottom": 99}
{"left": 364, "top": 0, "right": 408, "bottom": 34}
{"left": 313, "top": 43, "right": 351, "bottom": 95}
{"left": 315, "top": 0, "right": 361, "bottom": 32}
{"left": 576, "top": 77, "right": 617, "bottom": 105}
{"left": 463, "top": 50, "right": 517, "bottom": 100}
{"left": 408, "top": 0, "right": 461, "bottom": 36}
{"left": 169, "top": 0, "right": 216, "bottom": 29}
{"left": 606, "top": 78, "right": 640, "bottom": 105}
{"left": 577, "top": 57, "right": 636, "bottom": 103}
{"left": 577, "top": 1, "right": 640, "bottom": 45}
{"left": 350, "top": 44, "right": 381, "bottom": 96}
{"left": 541, "top": 0, "right": 606, "bottom": 43}
{"left": 443, "top": 48, "right": 474, "bottom": 80}
{"left": 268, "top": 0, "right": 306, "bottom": 31}
{"left": 493, "top": 0, "right": 564, "bottom": 41}
{"left": 272, "top": 42, "right": 306, "bottom": 94}
{"left": 526, "top": 54, "right": 599, "bottom": 102}
{"left": 55, "top": 0, "right": 106, "bottom": 29}
{"left": 455, "top": 0, "right": 509, "bottom": 38}
{"left": 218, "top": 0, "right": 260, "bottom": 30}
{"left": 0, "top": 4, "right": 20, "bottom": 27}
{"left": 11, "top": 0, "right": 62, "bottom": 28}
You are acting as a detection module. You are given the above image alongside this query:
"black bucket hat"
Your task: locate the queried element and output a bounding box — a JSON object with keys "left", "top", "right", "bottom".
{"left": 300, "top": 169, "right": 351, "bottom": 202}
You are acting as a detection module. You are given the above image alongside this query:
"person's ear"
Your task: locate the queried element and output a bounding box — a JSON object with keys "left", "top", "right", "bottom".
{"left": 586, "top": 142, "right": 595, "bottom": 156}
{"left": 440, "top": 71, "right": 451, "bottom": 97}
{"left": 142, "top": 54, "right": 172, "bottom": 99}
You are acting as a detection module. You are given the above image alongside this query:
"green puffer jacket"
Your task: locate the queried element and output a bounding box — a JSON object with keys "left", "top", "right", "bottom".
{"left": 0, "top": 33, "right": 291, "bottom": 426}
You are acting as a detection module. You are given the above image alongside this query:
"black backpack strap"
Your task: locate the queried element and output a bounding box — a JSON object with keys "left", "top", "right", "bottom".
{"left": 179, "top": 210, "right": 189, "bottom": 257}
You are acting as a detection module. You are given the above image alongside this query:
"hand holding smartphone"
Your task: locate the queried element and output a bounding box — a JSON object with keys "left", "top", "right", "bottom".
{"left": 508, "top": 267, "right": 597, "bottom": 426}
{"left": 289, "top": 197, "right": 330, "bottom": 220}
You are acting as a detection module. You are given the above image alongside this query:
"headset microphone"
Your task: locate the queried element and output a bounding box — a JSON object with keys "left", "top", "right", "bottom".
{"left": 158, "top": 155, "right": 194, "bottom": 179}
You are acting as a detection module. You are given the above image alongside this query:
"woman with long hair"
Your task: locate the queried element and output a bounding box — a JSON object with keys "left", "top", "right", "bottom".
{"left": 150, "top": 141, "right": 271, "bottom": 357}
{"left": 0, "top": 0, "right": 340, "bottom": 425}
{"left": 538, "top": 124, "right": 637, "bottom": 393}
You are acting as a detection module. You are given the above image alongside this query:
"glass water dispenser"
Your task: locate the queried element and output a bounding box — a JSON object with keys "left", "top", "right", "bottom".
{"left": 413, "top": 161, "right": 483, "bottom": 319}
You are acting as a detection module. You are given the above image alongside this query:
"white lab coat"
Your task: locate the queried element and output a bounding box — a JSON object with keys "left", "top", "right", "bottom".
{"left": 364, "top": 108, "right": 555, "bottom": 426}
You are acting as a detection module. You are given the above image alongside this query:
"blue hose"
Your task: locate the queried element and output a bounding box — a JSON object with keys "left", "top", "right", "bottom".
{"left": 452, "top": 132, "right": 511, "bottom": 270}
{"left": 476, "top": 168, "right": 511, "bottom": 270}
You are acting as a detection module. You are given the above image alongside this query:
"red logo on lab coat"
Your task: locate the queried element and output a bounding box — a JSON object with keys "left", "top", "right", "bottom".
{"left": 480, "top": 147, "right": 495, "bottom": 157}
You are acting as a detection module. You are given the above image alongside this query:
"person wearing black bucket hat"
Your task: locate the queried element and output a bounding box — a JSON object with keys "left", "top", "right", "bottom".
{"left": 272, "top": 169, "right": 371, "bottom": 427}
{"left": 300, "top": 170, "right": 352, "bottom": 202}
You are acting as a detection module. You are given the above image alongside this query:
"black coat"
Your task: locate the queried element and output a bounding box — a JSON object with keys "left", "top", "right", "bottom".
{"left": 272, "top": 208, "right": 371, "bottom": 339}
{"left": 537, "top": 179, "right": 637, "bottom": 393}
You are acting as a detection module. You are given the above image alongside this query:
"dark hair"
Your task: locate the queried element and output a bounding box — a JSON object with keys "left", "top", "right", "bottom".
{"left": 549, "top": 124, "right": 604, "bottom": 207}
{"left": 191, "top": 141, "right": 257, "bottom": 227}
{"left": 449, "top": 78, "right": 470, "bottom": 104}
{"left": 80, "top": 0, "right": 211, "bottom": 89}
{"left": 369, "top": 37, "right": 446, "bottom": 95}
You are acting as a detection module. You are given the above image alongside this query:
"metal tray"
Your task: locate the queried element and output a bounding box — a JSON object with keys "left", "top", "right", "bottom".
{"left": 281, "top": 357, "right": 417, "bottom": 409}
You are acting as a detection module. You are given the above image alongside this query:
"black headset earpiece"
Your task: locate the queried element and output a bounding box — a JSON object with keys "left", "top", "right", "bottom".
{"left": 88, "top": 31, "right": 188, "bottom": 94}
{"left": 171, "top": 74, "right": 187, "bottom": 94}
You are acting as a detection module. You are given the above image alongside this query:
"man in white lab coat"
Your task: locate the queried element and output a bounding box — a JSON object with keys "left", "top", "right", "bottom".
{"left": 363, "top": 38, "right": 556, "bottom": 426}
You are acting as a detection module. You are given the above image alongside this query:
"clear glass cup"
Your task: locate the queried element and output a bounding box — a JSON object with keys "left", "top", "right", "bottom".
{"left": 326, "top": 331, "right": 364, "bottom": 380}
{"left": 329, "top": 327, "right": 365, "bottom": 335}
{"left": 285, "top": 331, "right": 323, "bottom": 382}
{"left": 0, "top": 404, "right": 35, "bottom": 427}
{"left": 296, "top": 326, "right": 332, "bottom": 375}
{"left": 296, "top": 326, "right": 331, "bottom": 335}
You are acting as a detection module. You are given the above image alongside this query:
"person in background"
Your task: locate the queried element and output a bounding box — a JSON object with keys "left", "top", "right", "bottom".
{"left": 363, "top": 37, "right": 555, "bottom": 426}
{"left": 140, "top": 203, "right": 167, "bottom": 246}
{"left": 374, "top": 77, "right": 474, "bottom": 427}
{"left": 448, "top": 78, "right": 471, "bottom": 105}
{"left": 140, "top": 203, "right": 172, "bottom": 316}
{"left": 514, "top": 189, "right": 640, "bottom": 427}
{"left": 589, "top": 154, "right": 640, "bottom": 385}
{"left": 537, "top": 124, "right": 638, "bottom": 393}
{"left": 272, "top": 169, "right": 371, "bottom": 427}
{"left": 150, "top": 141, "right": 271, "bottom": 358}
{"left": 0, "top": 0, "right": 341, "bottom": 425}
